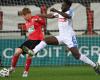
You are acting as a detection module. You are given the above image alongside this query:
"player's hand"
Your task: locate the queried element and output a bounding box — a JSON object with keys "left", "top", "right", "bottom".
{"left": 50, "top": 8, "right": 58, "bottom": 12}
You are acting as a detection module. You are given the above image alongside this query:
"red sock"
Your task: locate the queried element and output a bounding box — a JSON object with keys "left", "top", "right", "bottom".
{"left": 25, "top": 58, "right": 32, "bottom": 72}
{"left": 11, "top": 55, "right": 20, "bottom": 68}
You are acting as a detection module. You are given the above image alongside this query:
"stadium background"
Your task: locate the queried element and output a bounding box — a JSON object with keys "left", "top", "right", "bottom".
{"left": 0, "top": 0, "right": 100, "bottom": 80}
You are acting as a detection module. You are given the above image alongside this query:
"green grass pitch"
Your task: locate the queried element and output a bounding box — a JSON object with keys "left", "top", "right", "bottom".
{"left": 0, "top": 66, "right": 100, "bottom": 80}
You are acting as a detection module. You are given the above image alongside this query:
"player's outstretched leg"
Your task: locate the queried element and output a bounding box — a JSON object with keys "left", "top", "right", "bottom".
{"left": 69, "top": 47, "right": 100, "bottom": 75}
{"left": 23, "top": 37, "right": 59, "bottom": 56}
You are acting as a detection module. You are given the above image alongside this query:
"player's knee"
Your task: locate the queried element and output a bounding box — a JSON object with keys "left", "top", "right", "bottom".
{"left": 14, "top": 48, "right": 22, "bottom": 56}
{"left": 74, "top": 55, "right": 80, "bottom": 60}
{"left": 73, "top": 54, "right": 80, "bottom": 60}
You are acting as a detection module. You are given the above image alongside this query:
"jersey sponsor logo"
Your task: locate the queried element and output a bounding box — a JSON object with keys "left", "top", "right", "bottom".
{"left": 28, "top": 26, "right": 34, "bottom": 33}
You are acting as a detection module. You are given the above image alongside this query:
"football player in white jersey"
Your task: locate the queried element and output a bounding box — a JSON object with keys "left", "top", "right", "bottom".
{"left": 23, "top": 0, "right": 100, "bottom": 74}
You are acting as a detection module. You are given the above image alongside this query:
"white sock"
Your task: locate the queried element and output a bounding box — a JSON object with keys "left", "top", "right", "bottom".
{"left": 97, "top": 53, "right": 100, "bottom": 65}
{"left": 33, "top": 41, "right": 47, "bottom": 54}
{"left": 79, "top": 54, "right": 96, "bottom": 67}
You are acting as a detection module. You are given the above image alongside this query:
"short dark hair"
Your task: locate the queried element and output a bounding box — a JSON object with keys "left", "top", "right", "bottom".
{"left": 63, "top": 0, "right": 72, "bottom": 6}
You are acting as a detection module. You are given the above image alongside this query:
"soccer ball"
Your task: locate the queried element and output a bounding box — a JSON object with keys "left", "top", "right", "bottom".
{"left": 0, "top": 68, "right": 9, "bottom": 77}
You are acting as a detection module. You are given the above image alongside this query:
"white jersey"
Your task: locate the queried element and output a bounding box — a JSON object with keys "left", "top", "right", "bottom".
{"left": 53, "top": 9, "right": 78, "bottom": 48}
{"left": 54, "top": 9, "right": 75, "bottom": 37}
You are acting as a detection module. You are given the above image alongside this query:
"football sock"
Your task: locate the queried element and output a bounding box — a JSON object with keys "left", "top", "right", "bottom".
{"left": 33, "top": 41, "right": 47, "bottom": 54}
{"left": 25, "top": 58, "right": 32, "bottom": 72}
{"left": 11, "top": 55, "right": 20, "bottom": 68}
{"left": 79, "top": 54, "right": 96, "bottom": 67}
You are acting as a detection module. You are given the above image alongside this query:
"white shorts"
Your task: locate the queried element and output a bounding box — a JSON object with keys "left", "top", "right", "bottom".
{"left": 55, "top": 35, "right": 78, "bottom": 48}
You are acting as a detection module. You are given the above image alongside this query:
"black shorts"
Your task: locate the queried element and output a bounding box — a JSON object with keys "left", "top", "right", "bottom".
{"left": 19, "top": 40, "right": 41, "bottom": 55}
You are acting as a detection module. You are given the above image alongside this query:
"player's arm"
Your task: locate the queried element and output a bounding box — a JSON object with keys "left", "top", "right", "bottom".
{"left": 21, "top": 24, "right": 27, "bottom": 31}
{"left": 50, "top": 8, "right": 71, "bottom": 19}
{"left": 37, "top": 13, "right": 57, "bottom": 19}
{"left": 37, "top": 17, "right": 46, "bottom": 26}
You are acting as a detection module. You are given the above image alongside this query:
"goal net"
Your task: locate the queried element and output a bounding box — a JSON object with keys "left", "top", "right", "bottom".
{"left": 0, "top": 0, "right": 100, "bottom": 67}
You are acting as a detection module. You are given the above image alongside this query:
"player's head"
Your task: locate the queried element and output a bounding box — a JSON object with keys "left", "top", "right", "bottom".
{"left": 19, "top": 7, "right": 32, "bottom": 21}
{"left": 61, "top": 0, "right": 72, "bottom": 12}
